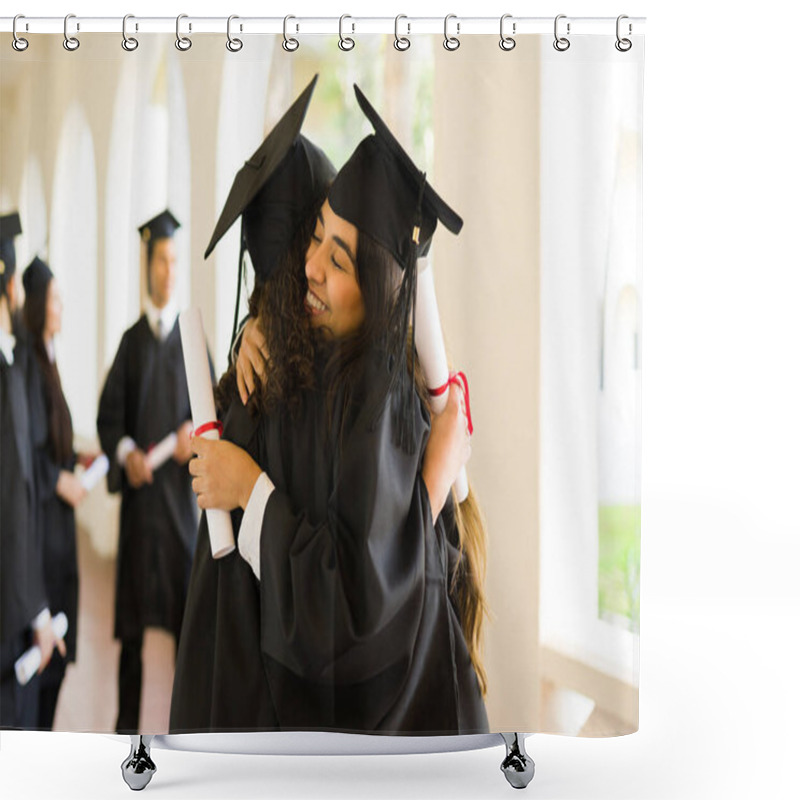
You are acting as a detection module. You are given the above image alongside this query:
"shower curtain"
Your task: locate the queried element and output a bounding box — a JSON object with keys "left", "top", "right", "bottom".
{"left": 0, "top": 24, "right": 644, "bottom": 739}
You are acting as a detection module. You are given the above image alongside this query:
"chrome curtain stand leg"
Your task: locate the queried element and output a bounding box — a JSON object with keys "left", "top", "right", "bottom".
{"left": 121, "top": 735, "right": 157, "bottom": 791}
{"left": 500, "top": 732, "right": 535, "bottom": 789}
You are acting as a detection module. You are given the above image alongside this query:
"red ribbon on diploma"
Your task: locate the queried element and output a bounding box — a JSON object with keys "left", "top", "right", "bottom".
{"left": 428, "top": 371, "right": 473, "bottom": 435}
{"left": 191, "top": 421, "right": 223, "bottom": 439}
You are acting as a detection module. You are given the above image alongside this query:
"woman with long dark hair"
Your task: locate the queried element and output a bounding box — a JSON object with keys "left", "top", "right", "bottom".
{"left": 22, "top": 257, "right": 87, "bottom": 730}
{"left": 171, "top": 82, "right": 489, "bottom": 734}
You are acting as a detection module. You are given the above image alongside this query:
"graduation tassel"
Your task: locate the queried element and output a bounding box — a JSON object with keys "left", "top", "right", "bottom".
{"left": 387, "top": 172, "right": 426, "bottom": 455}
{"left": 229, "top": 224, "right": 246, "bottom": 357}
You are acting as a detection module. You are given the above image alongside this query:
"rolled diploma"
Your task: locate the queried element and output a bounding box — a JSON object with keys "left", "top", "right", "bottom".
{"left": 179, "top": 307, "right": 235, "bottom": 559}
{"left": 414, "top": 259, "right": 469, "bottom": 503}
{"left": 15, "top": 612, "right": 69, "bottom": 686}
{"left": 79, "top": 453, "right": 109, "bottom": 491}
{"left": 145, "top": 432, "right": 178, "bottom": 472}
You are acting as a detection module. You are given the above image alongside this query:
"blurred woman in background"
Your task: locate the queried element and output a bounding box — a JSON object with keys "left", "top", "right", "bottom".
{"left": 23, "top": 257, "right": 89, "bottom": 730}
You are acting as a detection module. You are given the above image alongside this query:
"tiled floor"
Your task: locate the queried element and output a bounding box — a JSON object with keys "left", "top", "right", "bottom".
{"left": 52, "top": 523, "right": 175, "bottom": 733}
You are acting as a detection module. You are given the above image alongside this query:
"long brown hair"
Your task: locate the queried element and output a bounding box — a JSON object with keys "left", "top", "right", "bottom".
{"left": 409, "top": 349, "right": 490, "bottom": 697}
{"left": 216, "top": 207, "right": 490, "bottom": 696}
{"left": 24, "top": 277, "right": 73, "bottom": 465}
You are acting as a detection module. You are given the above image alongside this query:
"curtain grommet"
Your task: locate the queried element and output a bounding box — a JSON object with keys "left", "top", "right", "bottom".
{"left": 443, "top": 14, "right": 460, "bottom": 51}
{"left": 500, "top": 14, "right": 516, "bottom": 51}
{"left": 226, "top": 15, "right": 243, "bottom": 52}
{"left": 63, "top": 13, "right": 80, "bottom": 51}
{"left": 175, "top": 14, "right": 192, "bottom": 51}
{"left": 553, "top": 14, "right": 571, "bottom": 52}
{"left": 338, "top": 14, "right": 355, "bottom": 51}
{"left": 394, "top": 15, "right": 411, "bottom": 51}
{"left": 282, "top": 15, "right": 299, "bottom": 52}
{"left": 615, "top": 15, "right": 632, "bottom": 52}
{"left": 122, "top": 14, "right": 139, "bottom": 51}
{"left": 12, "top": 15, "right": 29, "bottom": 52}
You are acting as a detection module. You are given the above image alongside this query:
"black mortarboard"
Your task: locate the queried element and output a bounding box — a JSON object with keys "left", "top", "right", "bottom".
{"left": 206, "top": 74, "right": 334, "bottom": 273}
{"left": 328, "top": 85, "right": 464, "bottom": 453}
{"left": 0, "top": 211, "right": 23, "bottom": 296}
{"left": 328, "top": 84, "right": 463, "bottom": 267}
{"left": 138, "top": 209, "right": 181, "bottom": 243}
{"left": 207, "top": 74, "right": 335, "bottom": 349}
{"left": 22, "top": 256, "right": 54, "bottom": 304}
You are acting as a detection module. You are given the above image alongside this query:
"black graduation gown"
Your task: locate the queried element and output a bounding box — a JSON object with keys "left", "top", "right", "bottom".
{"left": 27, "top": 356, "right": 79, "bottom": 667}
{"left": 96, "top": 315, "right": 201, "bottom": 642}
{"left": 170, "top": 347, "right": 489, "bottom": 735}
{"left": 0, "top": 343, "right": 48, "bottom": 727}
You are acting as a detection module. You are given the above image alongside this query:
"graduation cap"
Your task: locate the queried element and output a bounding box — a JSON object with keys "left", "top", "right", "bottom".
{"left": 136, "top": 209, "right": 180, "bottom": 308}
{"left": 327, "top": 84, "right": 464, "bottom": 453}
{"left": 0, "top": 211, "right": 23, "bottom": 296}
{"left": 206, "top": 74, "right": 335, "bottom": 347}
{"left": 328, "top": 84, "right": 463, "bottom": 268}
{"left": 22, "top": 256, "right": 54, "bottom": 304}
{"left": 138, "top": 209, "right": 181, "bottom": 244}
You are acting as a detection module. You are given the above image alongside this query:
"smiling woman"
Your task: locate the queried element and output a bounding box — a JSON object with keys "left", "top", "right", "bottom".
{"left": 303, "top": 200, "right": 365, "bottom": 340}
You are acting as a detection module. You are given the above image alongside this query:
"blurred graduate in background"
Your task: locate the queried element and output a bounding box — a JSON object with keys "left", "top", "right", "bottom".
{"left": 0, "top": 213, "right": 63, "bottom": 730}
{"left": 22, "top": 255, "right": 91, "bottom": 729}
{"left": 97, "top": 211, "right": 214, "bottom": 734}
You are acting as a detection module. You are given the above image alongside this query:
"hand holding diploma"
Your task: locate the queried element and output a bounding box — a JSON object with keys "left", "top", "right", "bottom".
{"left": 414, "top": 258, "right": 470, "bottom": 502}
{"left": 189, "top": 436, "right": 262, "bottom": 512}
{"left": 125, "top": 448, "right": 153, "bottom": 488}
{"left": 145, "top": 431, "right": 178, "bottom": 471}
{"left": 17, "top": 613, "right": 68, "bottom": 685}
{"left": 422, "top": 386, "right": 472, "bottom": 521}
{"left": 179, "top": 307, "right": 235, "bottom": 559}
{"left": 79, "top": 452, "right": 109, "bottom": 491}
{"left": 56, "top": 470, "right": 88, "bottom": 508}
{"left": 172, "top": 421, "right": 193, "bottom": 464}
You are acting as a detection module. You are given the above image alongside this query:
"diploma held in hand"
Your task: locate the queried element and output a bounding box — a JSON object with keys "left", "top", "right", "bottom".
{"left": 15, "top": 612, "right": 68, "bottom": 686}
{"left": 145, "top": 432, "right": 178, "bottom": 471}
{"left": 79, "top": 453, "right": 109, "bottom": 491}
{"left": 415, "top": 259, "right": 470, "bottom": 503}
{"left": 179, "top": 307, "right": 235, "bottom": 559}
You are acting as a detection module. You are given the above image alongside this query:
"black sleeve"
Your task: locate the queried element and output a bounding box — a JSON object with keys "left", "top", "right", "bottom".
{"left": 27, "top": 360, "right": 61, "bottom": 504}
{"left": 96, "top": 331, "right": 131, "bottom": 494}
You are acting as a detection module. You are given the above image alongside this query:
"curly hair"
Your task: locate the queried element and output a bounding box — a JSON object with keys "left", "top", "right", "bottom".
{"left": 215, "top": 201, "right": 322, "bottom": 420}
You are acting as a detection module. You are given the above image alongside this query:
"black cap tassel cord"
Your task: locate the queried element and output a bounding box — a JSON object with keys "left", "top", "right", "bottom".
{"left": 230, "top": 224, "right": 247, "bottom": 356}
{"left": 380, "top": 172, "right": 426, "bottom": 455}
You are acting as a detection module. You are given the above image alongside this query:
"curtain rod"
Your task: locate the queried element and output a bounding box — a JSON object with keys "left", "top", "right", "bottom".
{"left": 1, "top": 16, "right": 646, "bottom": 36}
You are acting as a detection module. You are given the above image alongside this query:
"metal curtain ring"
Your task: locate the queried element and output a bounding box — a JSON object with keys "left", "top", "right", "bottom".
{"left": 227, "top": 15, "right": 243, "bottom": 52}
{"left": 339, "top": 15, "right": 355, "bottom": 51}
{"left": 615, "top": 14, "right": 632, "bottom": 52}
{"left": 394, "top": 15, "right": 410, "bottom": 51}
{"left": 499, "top": 13, "right": 516, "bottom": 51}
{"left": 283, "top": 15, "right": 299, "bottom": 52}
{"left": 12, "top": 15, "right": 29, "bottom": 52}
{"left": 63, "top": 13, "right": 80, "bottom": 51}
{"left": 122, "top": 14, "right": 139, "bottom": 51}
{"left": 443, "top": 14, "right": 460, "bottom": 51}
{"left": 175, "top": 14, "right": 192, "bottom": 51}
{"left": 553, "top": 14, "right": 570, "bottom": 51}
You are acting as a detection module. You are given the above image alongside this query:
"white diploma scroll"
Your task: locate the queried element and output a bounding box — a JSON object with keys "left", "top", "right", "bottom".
{"left": 145, "top": 432, "right": 178, "bottom": 472}
{"left": 79, "top": 453, "right": 109, "bottom": 491}
{"left": 15, "top": 612, "right": 68, "bottom": 686}
{"left": 179, "top": 307, "right": 236, "bottom": 559}
{"left": 414, "top": 259, "right": 470, "bottom": 503}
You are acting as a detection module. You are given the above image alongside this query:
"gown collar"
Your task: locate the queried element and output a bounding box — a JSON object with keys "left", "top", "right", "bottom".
{"left": 144, "top": 296, "right": 178, "bottom": 340}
